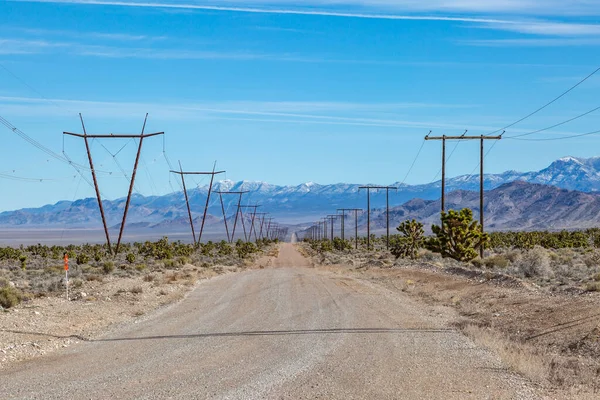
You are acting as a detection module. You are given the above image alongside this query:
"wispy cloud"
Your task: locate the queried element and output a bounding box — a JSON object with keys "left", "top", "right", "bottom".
{"left": 6, "top": 0, "right": 522, "bottom": 24}
{"left": 0, "top": 95, "right": 484, "bottom": 130}
{"left": 13, "top": 0, "right": 600, "bottom": 17}
{"left": 464, "top": 38, "right": 600, "bottom": 47}
{"left": 12, "top": 0, "right": 600, "bottom": 45}
{"left": 15, "top": 27, "right": 162, "bottom": 41}
{"left": 0, "top": 38, "right": 277, "bottom": 59}
{"left": 476, "top": 21, "right": 600, "bottom": 37}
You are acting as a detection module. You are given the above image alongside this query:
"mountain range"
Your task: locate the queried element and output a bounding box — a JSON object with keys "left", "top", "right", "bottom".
{"left": 2, "top": 156, "right": 600, "bottom": 232}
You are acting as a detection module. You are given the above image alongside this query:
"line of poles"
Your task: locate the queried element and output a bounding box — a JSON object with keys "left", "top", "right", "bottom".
{"left": 66, "top": 114, "right": 492, "bottom": 256}
{"left": 64, "top": 114, "right": 287, "bottom": 255}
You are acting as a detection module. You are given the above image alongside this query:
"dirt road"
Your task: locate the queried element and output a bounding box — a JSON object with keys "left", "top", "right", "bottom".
{"left": 1, "top": 244, "right": 538, "bottom": 399}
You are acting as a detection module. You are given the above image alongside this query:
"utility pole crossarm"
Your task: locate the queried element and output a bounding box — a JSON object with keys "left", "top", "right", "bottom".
{"left": 64, "top": 132, "right": 164, "bottom": 139}
{"left": 425, "top": 136, "right": 502, "bottom": 140}
{"left": 169, "top": 170, "right": 226, "bottom": 175}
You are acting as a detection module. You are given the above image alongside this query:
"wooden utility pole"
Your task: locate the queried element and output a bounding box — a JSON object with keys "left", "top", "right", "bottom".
{"left": 215, "top": 191, "right": 248, "bottom": 243}
{"left": 359, "top": 186, "right": 397, "bottom": 250}
{"left": 337, "top": 208, "right": 362, "bottom": 247}
{"left": 254, "top": 212, "right": 268, "bottom": 240}
{"left": 425, "top": 133, "right": 502, "bottom": 258}
{"left": 64, "top": 113, "right": 163, "bottom": 254}
{"left": 240, "top": 205, "right": 261, "bottom": 242}
{"left": 326, "top": 215, "right": 337, "bottom": 240}
{"left": 169, "top": 162, "right": 225, "bottom": 245}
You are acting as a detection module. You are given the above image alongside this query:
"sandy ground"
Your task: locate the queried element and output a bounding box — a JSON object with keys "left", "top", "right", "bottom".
{"left": 1, "top": 244, "right": 541, "bottom": 399}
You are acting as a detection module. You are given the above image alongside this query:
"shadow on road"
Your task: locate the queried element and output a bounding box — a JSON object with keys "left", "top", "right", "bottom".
{"left": 2, "top": 327, "right": 454, "bottom": 343}
{"left": 95, "top": 327, "right": 454, "bottom": 342}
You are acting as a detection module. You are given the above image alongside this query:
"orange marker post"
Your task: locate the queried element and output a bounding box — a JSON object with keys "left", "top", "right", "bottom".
{"left": 63, "top": 253, "right": 69, "bottom": 300}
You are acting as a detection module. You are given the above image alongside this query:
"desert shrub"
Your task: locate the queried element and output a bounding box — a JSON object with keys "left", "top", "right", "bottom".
{"left": 235, "top": 241, "right": 257, "bottom": 259}
{"left": 583, "top": 251, "right": 600, "bottom": 268}
{"left": 126, "top": 253, "right": 136, "bottom": 264}
{"left": 585, "top": 282, "right": 600, "bottom": 292}
{"left": 71, "top": 278, "right": 83, "bottom": 289}
{"left": 418, "top": 249, "right": 441, "bottom": 262}
{"left": 130, "top": 286, "right": 143, "bottom": 294}
{"left": 135, "top": 264, "right": 146, "bottom": 271}
{"left": 177, "top": 256, "right": 190, "bottom": 266}
{"left": 484, "top": 255, "right": 510, "bottom": 269}
{"left": 93, "top": 251, "right": 103, "bottom": 262}
{"left": 163, "top": 259, "right": 176, "bottom": 269}
{"left": 44, "top": 265, "right": 64, "bottom": 274}
{"left": 517, "top": 247, "right": 552, "bottom": 278}
{"left": 0, "top": 285, "right": 23, "bottom": 308}
{"left": 76, "top": 253, "right": 89, "bottom": 265}
{"left": 103, "top": 261, "right": 115, "bottom": 274}
{"left": 138, "top": 237, "right": 173, "bottom": 260}
{"left": 0, "top": 246, "right": 22, "bottom": 261}
{"left": 391, "top": 219, "right": 424, "bottom": 260}
{"left": 85, "top": 274, "right": 103, "bottom": 282}
{"left": 332, "top": 237, "right": 352, "bottom": 251}
{"left": 200, "top": 241, "right": 216, "bottom": 256}
{"left": 471, "top": 258, "right": 484, "bottom": 268}
{"left": 19, "top": 255, "right": 27, "bottom": 270}
{"left": 426, "top": 208, "right": 489, "bottom": 262}
{"left": 217, "top": 240, "right": 233, "bottom": 256}
{"left": 319, "top": 240, "right": 333, "bottom": 253}
{"left": 505, "top": 250, "right": 521, "bottom": 263}
{"left": 143, "top": 274, "right": 154, "bottom": 282}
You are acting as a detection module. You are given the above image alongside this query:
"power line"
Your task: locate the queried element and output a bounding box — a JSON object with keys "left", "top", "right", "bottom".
{"left": 506, "top": 104, "right": 600, "bottom": 139}
{"left": 486, "top": 65, "right": 600, "bottom": 135}
{"left": 0, "top": 172, "right": 55, "bottom": 182}
{"left": 506, "top": 128, "right": 600, "bottom": 142}
{"left": 399, "top": 136, "right": 426, "bottom": 185}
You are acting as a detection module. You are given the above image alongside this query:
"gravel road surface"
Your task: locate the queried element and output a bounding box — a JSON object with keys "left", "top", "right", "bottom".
{"left": 1, "top": 244, "right": 539, "bottom": 399}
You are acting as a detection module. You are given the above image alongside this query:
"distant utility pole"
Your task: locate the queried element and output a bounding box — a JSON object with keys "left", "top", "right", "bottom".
{"left": 255, "top": 213, "right": 268, "bottom": 240}
{"left": 169, "top": 162, "right": 225, "bottom": 245}
{"left": 425, "top": 132, "right": 502, "bottom": 258}
{"left": 240, "top": 205, "right": 261, "bottom": 242}
{"left": 265, "top": 219, "right": 275, "bottom": 240}
{"left": 64, "top": 113, "right": 163, "bottom": 255}
{"left": 359, "top": 186, "right": 398, "bottom": 250}
{"left": 338, "top": 208, "right": 362, "bottom": 249}
{"left": 326, "top": 215, "right": 338, "bottom": 240}
{"left": 215, "top": 191, "right": 248, "bottom": 243}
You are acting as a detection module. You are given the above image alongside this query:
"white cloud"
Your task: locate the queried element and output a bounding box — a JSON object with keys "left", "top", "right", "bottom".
{"left": 464, "top": 38, "right": 600, "bottom": 47}
{"left": 13, "top": 0, "right": 600, "bottom": 16}
{"left": 478, "top": 21, "right": 600, "bottom": 37}
{"left": 12, "top": 0, "right": 600, "bottom": 42}
{"left": 0, "top": 95, "right": 482, "bottom": 130}
{"left": 15, "top": 28, "right": 160, "bottom": 41}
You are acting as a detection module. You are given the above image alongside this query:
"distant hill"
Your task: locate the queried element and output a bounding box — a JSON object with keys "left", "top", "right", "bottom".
{"left": 2, "top": 156, "right": 600, "bottom": 229}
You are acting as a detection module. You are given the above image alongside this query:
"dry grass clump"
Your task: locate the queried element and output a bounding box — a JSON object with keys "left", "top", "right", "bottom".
{"left": 484, "top": 254, "right": 509, "bottom": 269}
{"left": 459, "top": 322, "right": 548, "bottom": 384}
{"left": 130, "top": 285, "right": 143, "bottom": 294}
{"left": 0, "top": 284, "right": 25, "bottom": 308}
{"left": 517, "top": 246, "right": 553, "bottom": 279}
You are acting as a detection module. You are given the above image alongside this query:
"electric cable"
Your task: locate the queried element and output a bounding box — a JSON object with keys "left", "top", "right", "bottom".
{"left": 486, "top": 65, "right": 600, "bottom": 135}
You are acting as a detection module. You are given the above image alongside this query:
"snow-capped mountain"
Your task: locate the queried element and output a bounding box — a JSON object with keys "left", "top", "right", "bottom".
{"left": 2, "top": 156, "right": 600, "bottom": 228}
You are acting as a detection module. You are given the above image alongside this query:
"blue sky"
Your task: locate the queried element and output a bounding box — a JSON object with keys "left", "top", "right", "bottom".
{"left": 1, "top": 0, "right": 600, "bottom": 211}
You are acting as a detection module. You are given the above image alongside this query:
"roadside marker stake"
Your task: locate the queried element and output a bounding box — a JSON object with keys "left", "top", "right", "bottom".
{"left": 63, "top": 252, "right": 69, "bottom": 301}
